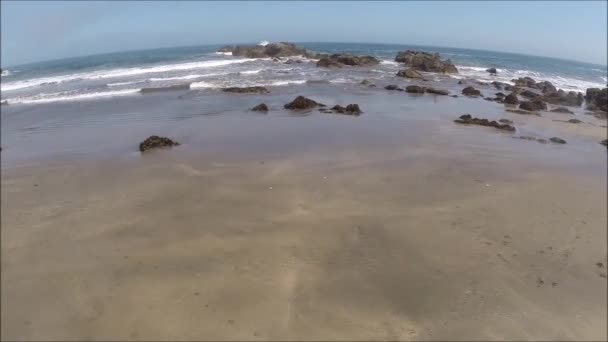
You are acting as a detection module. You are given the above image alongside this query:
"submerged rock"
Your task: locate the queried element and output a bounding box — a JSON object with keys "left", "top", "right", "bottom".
{"left": 405, "top": 85, "right": 426, "bottom": 94}
{"left": 519, "top": 99, "right": 547, "bottom": 112}
{"left": 486, "top": 67, "right": 498, "bottom": 74}
{"left": 549, "top": 137, "right": 567, "bottom": 144}
{"left": 223, "top": 86, "right": 269, "bottom": 94}
{"left": 284, "top": 96, "right": 325, "bottom": 110}
{"left": 462, "top": 86, "right": 481, "bottom": 97}
{"left": 385, "top": 85, "right": 404, "bottom": 91}
{"left": 394, "top": 50, "right": 458, "bottom": 73}
{"left": 316, "top": 58, "right": 343, "bottom": 68}
{"left": 251, "top": 103, "right": 269, "bottom": 111}
{"left": 396, "top": 68, "right": 423, "bottom": 79}
{"left": 453, "top": 114, "right": 515, "bottom": 132}
{"left": 550, "top": 107, "right": 574, "bottom": 114}
{"left": 426, "top": 88, "right": 449, "bottom": 96}
{"left": 326, "top": 104, "right": 362, "bottom": 116}
{"left": 139, "top": 136, "right": 180, "bottom": 152}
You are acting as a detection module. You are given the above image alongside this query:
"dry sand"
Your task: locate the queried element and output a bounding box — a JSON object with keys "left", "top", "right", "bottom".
{"left": 2, "top": 139, "right": 606, "bottom": 340}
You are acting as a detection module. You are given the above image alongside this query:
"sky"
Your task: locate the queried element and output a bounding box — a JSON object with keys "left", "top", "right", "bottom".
{"left": 1, "top": 1, "right": 607, "bottom": 67}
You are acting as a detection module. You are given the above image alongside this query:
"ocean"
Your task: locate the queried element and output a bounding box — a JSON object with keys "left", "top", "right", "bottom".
{"left": 1, "top": 42, "right": 606, "bottom": 105}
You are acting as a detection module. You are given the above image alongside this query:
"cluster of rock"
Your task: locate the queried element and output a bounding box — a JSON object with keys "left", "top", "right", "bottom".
{"left": 510, "top": 77, "right": 584, "bottom": 107}
{"left": 319, "top": 104, "right": 362, "bottom": 116}
{"left": 218, "top": 42, "right": 321, "bottom": 59}
{"left": 396, "top": 68, "right": 423, "bottom": 79}
{"left": 394, "top": 50, "right": 458, "bottom": 73}
{"left": 453, "top": 114, "right": 516, "bottom": 132}
{"left": 316, "top": 54, "right": 380, "bottom": 68}
{"left": 585, "top": 88, "right": 607, "bottom": 112}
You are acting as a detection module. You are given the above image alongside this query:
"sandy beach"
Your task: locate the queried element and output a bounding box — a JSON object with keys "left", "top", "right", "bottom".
{"left": 2, "top": 80, "right": 607, "bottom": 340}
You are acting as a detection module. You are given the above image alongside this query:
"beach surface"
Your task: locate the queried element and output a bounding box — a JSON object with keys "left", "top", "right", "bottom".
{"left": 2, "top": 83, "right": 607, "bottom": 340}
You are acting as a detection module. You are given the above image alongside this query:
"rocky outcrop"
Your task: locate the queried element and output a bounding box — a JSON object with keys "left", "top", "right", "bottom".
{"left": 520, "top": 89, "right": 543, "bottom": 100}
{"left": 223, "top": 86, "right": 269, "bottom": 94}
{"left": 385, "top": 85, "right": 404, "bottom": 91}
{"left": 462, "top": 86, "right": 481, "bottom": 97}
{"left": 317, "top": 54, "right": 380, "bottom": 68}
{"left": 284, "top": 96, "right": 325, "bottom": 110}
{"left": 543, "top": 90, "right": 584, "bottom": 107}
{"left": 396, "top": 68, "right": 423, "bottom": 79}
{"left": 550, "top": 107, "right": 573, "bottom": 114}
{"left": 453, "top": 114, "right": 515, "bottom": 132}
{"left": 139, "top": 136, "right": 180, "bottom": 152}
{"left": 486, "top": 67, "right": 498, "bottom": 74}
{"left": 251, "top": 103, "right": 269, "bottom": 111}
{"left": 503, "top": 92, "right": 519, "bottom": 105}
{"left": 394, "top": 50, "right": 458, "bottom": 73}
{"left": 222, "top": 42, "right": 310, "bottom": 58}
{"left": 519, "top": 99, "right": 547, "bottom": 111}
{"left": 511, "top": 77, "right": 557, "bottom": 94}
{"left": 585, "top": 88, "right": 607, "bottom": 112}
{"left": 405, "top": 85, "right": 426, "bottom": 93}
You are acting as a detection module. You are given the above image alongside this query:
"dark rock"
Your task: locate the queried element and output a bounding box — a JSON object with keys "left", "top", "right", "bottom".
{"left": 567, "top": 119, "right": 582, "bottom": 124}
{"left": 462, "top": 86, "right": 481, "bottom": 97}
{"left": 585, "top": 88, "right": 607, "bottom": 112}
{"left": 139, "top": 136, "right": 180, "bottom": 152}
{"left": 519, "top": 99, "right": 547, "bottom": 112}
{"left": 284, "top": 59, "right": 303, "bottom": 64}
{"left": 600, "top": 139, "right": 607, "bottom": 147}
{"left": 426, "top": 88, "right": 449, "bottom": 96}
{"left": 495, "top": 92, "right": 506, "bottom": 98}
{"left": 360, "top": 79, "right": 372, "bottom": 85}
{"left": 396, "top": 68, "right": 423, "bottom": 79}
{"left": 405, "top": 85, "right": 426, "bottom": 94}
{"left": 537, "top": 81, "right": 557, "bottom": 94}
{"left": 222, "top": 86, "right": 269, "bottom": 94}
{"left": 492, "top": 81, "right": 510, "bottom": 90}
{"left": 454, "top": 114, "right": 515, "bottom": 132}
{"left": 394, "top": 50, "right": 458, "bottom": 73}
{"left": 251, "top": 103, "right": 269, "bottom": 111}
{"left": 550, "top": 137, "right": 567, "bottom": 144}
{"left": 385, "top": 85, "right": 403, "bottom": 91}
{"left": 516, "top": 136, "right": 548, "bottom": 144}
{"left": 230, "top": 42, "right": 309, "bottom": 58}
{"left": 550, "top": 107, "right": 573, "bottom": 114}
{"left": 284, "top": 96, "right": 324, "bottom": 110}
{"left": 458, "top": 80, "right": 466, "bottom": 85}
{"left": 486, "top": 67, "right": 498, "bottom": 74}
{"left": 512, "top": 77, "right": 537, "bottom": 88}
{"left": 503, "top": 92, "right": 520, "bottom": 105}
{"left": 520, "top": 89, "right": 543, "bottom": 99}
{"left": 316, "top": 58, "right": 343, "bottom": 68}
{"left": 317, "top": 54, "right": 380, "bottom": 68}
{"left": 499, "top": 119, "right": 513, "bottom": 124}
{"left": 327, "top": 104, "right": 362, "bottom": 116}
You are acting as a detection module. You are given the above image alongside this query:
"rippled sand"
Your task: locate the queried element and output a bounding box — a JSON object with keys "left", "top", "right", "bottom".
{"left": 2, "top": 86, "right": 607, "bottom": 340}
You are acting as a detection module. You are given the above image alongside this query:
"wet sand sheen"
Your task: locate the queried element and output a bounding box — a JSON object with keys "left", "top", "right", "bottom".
{"left": 2, "top": 138, "right": 606, "bottom": 340}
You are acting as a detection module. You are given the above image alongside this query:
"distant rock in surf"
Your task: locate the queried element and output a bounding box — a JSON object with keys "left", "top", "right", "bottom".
{"left": 251, "top": 103, "right": 269, "bottom": 112}
{"left": 222, "top": 86, "right": 269, "bottom": 94}
{"left": 316, "top": 54, "right": 380, "bottom": 68}
{"left": 486, "top": 67, "right": 498, "bottom": 74}
{"left": 217, "top": 42, "right": 318, "bottom": 59}
{"left": 139, "top": 136, "right": 180, "bottom": 152}
{"left": 394, "top": 50, "right": 458, "bottom": 73}
{"left": 140, "top": 83, "right": 191, "bottom": 94}
{"left": 284, "top": 96, "right": 325, "bottom": 110}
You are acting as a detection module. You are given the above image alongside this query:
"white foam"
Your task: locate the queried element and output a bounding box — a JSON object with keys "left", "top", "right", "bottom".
{"left": 190, "top": 81, "right": 216, "bottom": 89}
{"left": 214, "top": 51, "right": 233, "bottom": 56}
{"left": 239, "top": 69, "right": 262, "bottom": 75}
{"left": 268, "top": 80, "right": 307, "bottom": 86}
{"left": 380, "top": 60, "right": 399, "bottom": 66}
{"left": 1, "top": 58, "right": 251, "bottom": 92}
{"left": 148, "top": 74, "right": 204, "bottom": 82}
{"left": 258, "top": 40, "right": 270, "bottom": 46}
{"left": 1, "top": 69, "right": 11, "bottom": 77}
{"left": 107, "top": 80, "right": 144, "bottom": 87}
{"left": 8, "top": 89, "right": 140, "bottom": 104}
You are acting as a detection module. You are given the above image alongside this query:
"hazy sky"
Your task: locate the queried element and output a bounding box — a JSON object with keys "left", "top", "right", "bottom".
{"left": 1, "top": 1, "right": 607, "bottom": 67}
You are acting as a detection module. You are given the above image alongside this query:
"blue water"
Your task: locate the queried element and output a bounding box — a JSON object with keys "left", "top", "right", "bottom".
{"left": 1, "top": 42, "right": 606, "bottom": 105}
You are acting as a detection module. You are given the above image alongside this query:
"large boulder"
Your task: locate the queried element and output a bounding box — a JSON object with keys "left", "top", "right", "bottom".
{"left": 462, "top": 86, "right": 481, "bottom": 97}
{"left": 396, "top": 68, "right": 423, "bottom": 79}
{"left": 251, "top": 103, "right": 269, "bottom": 111}
{"left": 394, "top": 50, "right": 458, "bottom": 73}
{"left": 503, "top": 93, "right": 520, "bottom": 105}
{"left": 511, "top": 77, "right": 557, "bottom": 94}
{"left": 519, "top": 99, "right": 547, "bottom": 112}
{"left": 316, "top": 54, "right": 380, "bottom": 68}
{"left": 520, "top": 89, "right": 543, "bottom": 99}
{"left": 139, "top": 136, "right": 180, "bottom": 152}
{"left": 585, "top": 88, "right": 608, "bottom": 112}
{"left": 284, "top": 96, "right": 325, "bottom": 110}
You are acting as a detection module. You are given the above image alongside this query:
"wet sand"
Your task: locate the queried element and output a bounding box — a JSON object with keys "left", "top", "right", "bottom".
{"left": 1, "top": 85, "right": 607, "bottom": 340}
